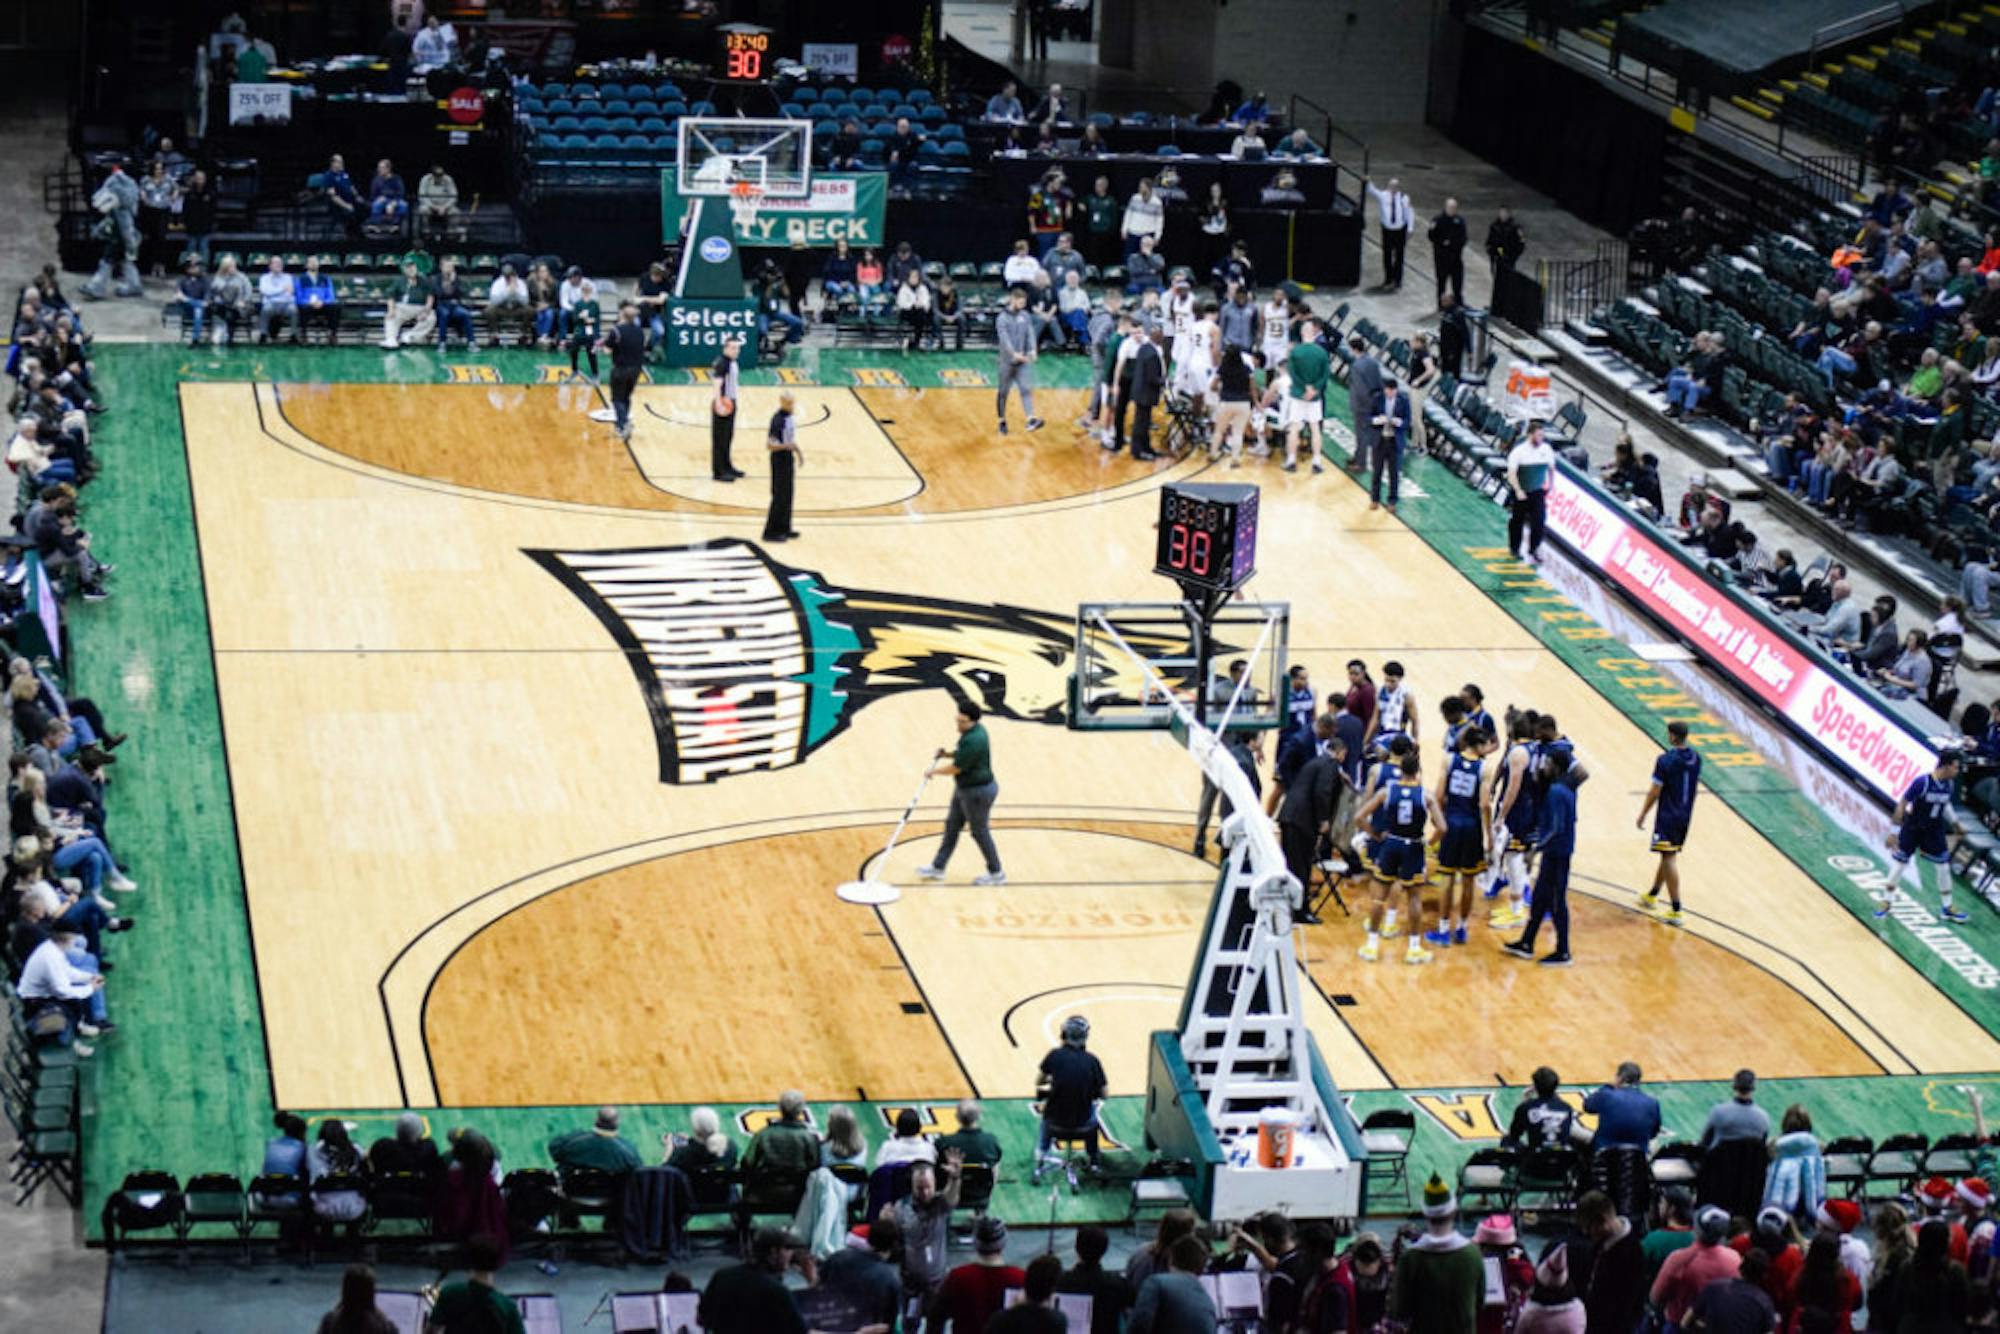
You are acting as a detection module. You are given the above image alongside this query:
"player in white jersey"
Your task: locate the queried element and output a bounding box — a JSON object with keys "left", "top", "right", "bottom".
{"left": 1261, "top": 293, "right": 1293, "bottom": 369}
{"left": 1165, "top": 275, "right": 1197, "bottom": 370}
{"left": 1367, "top": 660, "right": 1419, "bottom": 754}
{"left": 1174, "top": 301, "right": 1222, "bottom": 403}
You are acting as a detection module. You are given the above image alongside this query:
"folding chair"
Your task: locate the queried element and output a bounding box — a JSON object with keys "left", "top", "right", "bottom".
{"left": 1359, "top": 1109, "right": 1415, "bottom": 1209}
{"left": 1457, "top": 1147, "right": 1517, "bottom": 1215}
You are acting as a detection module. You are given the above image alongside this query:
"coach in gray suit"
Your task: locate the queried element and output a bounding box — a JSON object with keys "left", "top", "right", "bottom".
{"left": 994, "top": 287, "right": 1043, "bottom": 435}
{"left": 1347, "top": 333, "right": 1384, "bottom": 468}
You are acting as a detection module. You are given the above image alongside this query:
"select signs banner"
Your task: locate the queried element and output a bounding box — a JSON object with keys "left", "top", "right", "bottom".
{"left": 659, "top": 172, "right": 888, "bottom": 248}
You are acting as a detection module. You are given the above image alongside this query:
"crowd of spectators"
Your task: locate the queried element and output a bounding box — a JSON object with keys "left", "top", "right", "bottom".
{"left": 293, "top": 1069, "right": 2000, "bottom": 1332}
{"left": 2, "top": 268, "right": 131, "bottom": 1054}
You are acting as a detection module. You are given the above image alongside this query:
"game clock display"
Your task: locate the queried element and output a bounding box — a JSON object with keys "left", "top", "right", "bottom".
{"left": 1154, "top": 483, "right": 1258, "bottom": 591}
{"left": 715, "top": 25, "right": 773, "bottom": 81}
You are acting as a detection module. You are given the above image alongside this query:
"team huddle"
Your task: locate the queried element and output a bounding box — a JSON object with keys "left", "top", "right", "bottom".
{"left": 1261, "top": 660, "right": 1981, "bottom": 960}
{"left": 1074, "top": 280, "right": 1336, "bottom": 470}
{"left": 1263, "top": 664, "right": 1706, "bottom": 968}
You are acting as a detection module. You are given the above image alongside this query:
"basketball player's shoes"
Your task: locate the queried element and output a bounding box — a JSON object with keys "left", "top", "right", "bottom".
{"left": 1489, "top": 904, "right": 1525, "bottom": 929}
{"left": 914, "top": 864, "right": 944, "bottom": 881}
{"left": 1024, "top": 417, "right": 1045, "bottom": 432}
{"left": 1422, "top": 928, "right": 1453, "bottom": 948}
{"left": 1661, "top": 907, "right": 1685, "bottom": 926}
{"left": 1638, "top": 891, "right": 1660, "bottom": 915}
{"left": 1379, "top": 916, "right": 1403, "bottom": 940}
{"left": 973, "top": 871, "right": 1007, "bottom": 886}
{"left": 1943, "top": 905, "right": 1972, "bottom": 924}
{"left": 1403, "top": 942, "right": 1434, "bottom": 965}
{"left": 1482, "top": 874, "right": 1506, "bottom": 900}
{"left": 1451, "top": 925, "right": 1468, "bottom": 947}
{"left": 1357, "top": 937, "right": 1381, "bottom": 963}
{"left": 1871, "top": 891, "right": 1896, "bottom": 919}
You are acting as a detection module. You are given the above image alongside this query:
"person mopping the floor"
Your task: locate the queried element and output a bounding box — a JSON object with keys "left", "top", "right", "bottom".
{"left": 916, "top": 702, "right": 1007, "bottom": 886}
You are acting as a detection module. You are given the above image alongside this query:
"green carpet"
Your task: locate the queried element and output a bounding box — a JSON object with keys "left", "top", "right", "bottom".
{"left": 68, "top": 343, "right": 2000, "bottom": 1239}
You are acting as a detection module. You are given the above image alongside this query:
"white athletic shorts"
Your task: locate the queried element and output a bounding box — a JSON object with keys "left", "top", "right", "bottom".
{"left": 1280, "top": 396, "right": 1323, "bottom": 429}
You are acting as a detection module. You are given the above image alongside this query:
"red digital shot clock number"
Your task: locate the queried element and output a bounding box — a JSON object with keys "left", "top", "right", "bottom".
{"left": 1154, "top": 483, "right": 1258, "bottom": 592}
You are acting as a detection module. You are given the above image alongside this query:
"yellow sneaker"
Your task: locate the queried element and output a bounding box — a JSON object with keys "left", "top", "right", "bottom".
{"left": 1358, "top": 937, "right": 1381, "bottom": 962}
{"left": 1662, "top": 907, "right": 1685, "bottom": 926}
{"left": 1638, "top": 892, "right": 1660, "bottom": 915}
{"left": 1380, "top": 916, "right": 1404, "bottom": 940}
{"left": 1404, "top": 944, "right": 1434, "bottom": 965}
{"left": 1488, "top": 906, "right": 1524, "bottom": 929}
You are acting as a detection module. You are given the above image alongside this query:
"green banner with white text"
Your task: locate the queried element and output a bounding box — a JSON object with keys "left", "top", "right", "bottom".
{"left": 660, "top": 171, "right": 888, "bottom": 248}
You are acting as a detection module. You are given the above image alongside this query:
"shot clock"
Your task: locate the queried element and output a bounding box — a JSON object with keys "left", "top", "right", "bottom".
{"left": 715, "top": 24, "right": 773, "bottom": 82}
{"left": 1154, "top": 483, "right": 1258, "bottom": 592}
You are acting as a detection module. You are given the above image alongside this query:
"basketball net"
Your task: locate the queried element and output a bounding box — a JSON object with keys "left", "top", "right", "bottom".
{"left": 727, "top": 180, "right": 763, "bottom": 236}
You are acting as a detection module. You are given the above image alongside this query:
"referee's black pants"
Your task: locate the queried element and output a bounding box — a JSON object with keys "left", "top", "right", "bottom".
{"left": 710, "top": 409, "right": 736, "bottom": 479}
{"left": 609, "top": 366, "right": 640, "bottom": 431}
{"left": 763, "top": 449, "right": 794, "bottom": 539}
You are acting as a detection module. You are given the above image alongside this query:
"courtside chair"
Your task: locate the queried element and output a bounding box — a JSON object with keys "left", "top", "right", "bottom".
{"left": 734, "top": 1164, "right": 812, "bottom": 1252}
{"left": 1649, "top": 1141, "right": 1703, "bottom": 1191}
{"left": 502, "top": 1168, "right": 564, "bottom": 1252}
{"left": 1359, "top": 1109, "right": 1415, "bottom": 1209}
{"left": 178, "top": 1173, "right": 249, "bottom": 1261}
{"left": 555, "top": 1165, "right": 625, "bottom": 1234}
{"left": 1514, "top": 1145, "right": 1580, "bottom": 1217}
{"left": 1864, "top": 1133, "right": 1929, "bottom": 1200}
{"left": 10, "top": 1121, "right": 76, "bottom": 1205}
{"left": 956, "top": 1163, "right": 998, "bottom": 1224}
{"left": 366, "top": 1169, "right": 434, "bottom": 1244}
{"left": 1457, "top": 1146, "right": 1517, "bottom": 1215}
{"left": 1924, "top": 1133, "right": 1981, "bottom": 1178}
{"left": 104, "top": 1171, "right": 184, "bottom": 1251}
{"left": 1822, "top": 1136, "right": 1872, "bottom": 1199}
{"left": 246, "top": 1174, "right": 311, "bottom": 1258}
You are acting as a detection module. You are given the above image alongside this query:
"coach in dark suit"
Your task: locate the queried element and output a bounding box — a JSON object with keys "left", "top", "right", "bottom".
{"left": 1369, "top": 378, "right": 1414, "bottom": 511}
{"left": 1347, "top": 335, "right": 1384, "bottom": 470}
{"left": 1128, "top": 329, "right": 1166, "bottom": 461}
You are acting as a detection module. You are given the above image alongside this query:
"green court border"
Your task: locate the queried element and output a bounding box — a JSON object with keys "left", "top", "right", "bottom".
{"left": 71, "top": 343, "right": 2000, "bottom": 1237}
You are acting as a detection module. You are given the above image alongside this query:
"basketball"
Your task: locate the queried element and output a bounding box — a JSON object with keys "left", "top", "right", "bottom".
{"left": 714, "top": 397, "right": 735, "bottom": 417}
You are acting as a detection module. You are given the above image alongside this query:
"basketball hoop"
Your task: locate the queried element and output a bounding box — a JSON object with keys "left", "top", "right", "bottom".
{"left": 728, "top": 180, "right": 764, "bottom": 236}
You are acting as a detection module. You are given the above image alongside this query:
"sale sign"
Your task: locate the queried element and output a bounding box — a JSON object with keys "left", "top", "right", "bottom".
{"left": 1542, "top": 467, "right": 1937, "bottom": 803}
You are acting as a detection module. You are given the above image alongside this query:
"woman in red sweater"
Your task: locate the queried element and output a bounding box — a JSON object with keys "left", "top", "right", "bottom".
{"left": 1788, "top": 1233, "right": 1863, "bottom": 1334}
{"left": 1733, "top": 1208, "right": 1807, "bottom": 1321}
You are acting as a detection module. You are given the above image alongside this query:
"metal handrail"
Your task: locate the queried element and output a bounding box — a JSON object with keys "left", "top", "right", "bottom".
{"left": 1806, "top": 1, "right": 1913, "bottom": 69}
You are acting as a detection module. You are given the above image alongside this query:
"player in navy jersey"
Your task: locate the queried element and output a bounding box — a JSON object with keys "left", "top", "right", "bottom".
{"left": 1634, "top": 720, "right": 1701, "bottom": 925}
{"left": 1503, "top": 747, "right": 1578, "bottom": 966}
{"left": 1459, "top": 683, "right": 1495, "bottom": 740}
{"left": 1353, "top": 751, "right": 1445, "bottom": 965}
{"left": 1427, "top": 726, "right": 1495, "bottom": 948}
{"left": 1439, "top": 695, "right": 1467, "bottom": 759}
{"left": 1485, "top": 710, "right": 1540, "bottom": 929}
{"left": 1280, "top": 663, "right": 1315, "bottom": 748}
{"left": 1368, "top": 660, "right": 1419, "bottom": 754}
{"left": 1874, "top": 751, "right": 1969, "bottom": 923}
{"left": 1351, "top": 735, "right": 1416, "bottom": 938}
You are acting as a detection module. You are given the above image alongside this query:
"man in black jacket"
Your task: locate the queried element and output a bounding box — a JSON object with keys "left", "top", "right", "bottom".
{"left": 1429, "top": 197, "right": 1468, "bottom": 305}
{"left": 1277, "top": 715, "right": 1343, "bottom": 926}
{"left": 1486, "top": 207, "right": 1525, "bottom": 281}
{"left": 1127, "top": 328, "right": 1166, "bottom": 461}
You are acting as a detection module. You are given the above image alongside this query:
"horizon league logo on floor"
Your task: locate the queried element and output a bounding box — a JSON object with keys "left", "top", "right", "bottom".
{"left": 528, "top": 540, "right": 1199, "bottom": 784}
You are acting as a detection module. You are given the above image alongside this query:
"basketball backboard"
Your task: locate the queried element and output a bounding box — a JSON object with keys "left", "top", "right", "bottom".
{"left": 1068, "top": 601, "right": 1289, "bottom": 732}
{"left": 675, "top": 116, "right": 813, "bottom": 199}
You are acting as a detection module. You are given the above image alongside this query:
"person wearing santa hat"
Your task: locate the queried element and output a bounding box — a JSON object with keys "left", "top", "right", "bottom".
{"left": 1513, "top": 1245, "right": 1585, "bottom": 1334}
{"left": 1913, "top": 1176, "right": 1973, "bottom": 1264}
{"left": 1815, "top": 1198, "right": 1871, "bottom": 1294}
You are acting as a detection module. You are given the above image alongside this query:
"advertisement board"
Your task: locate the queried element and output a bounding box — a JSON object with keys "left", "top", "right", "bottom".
{"left": 660, "top": 171, "right": 888, "bottom": 248}
{"left": 1541, "top": 464, "right": 1939, "bottom": 804}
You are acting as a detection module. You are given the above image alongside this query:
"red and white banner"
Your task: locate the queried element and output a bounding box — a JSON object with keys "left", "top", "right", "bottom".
{"left": 1542, "top": 469, "right": 1937, "bottom": 804}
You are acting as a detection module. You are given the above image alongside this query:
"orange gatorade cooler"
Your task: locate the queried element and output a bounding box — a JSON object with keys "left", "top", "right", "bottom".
{"left": 1256, "top": 1107, "right": 1297, "bottom": 1169}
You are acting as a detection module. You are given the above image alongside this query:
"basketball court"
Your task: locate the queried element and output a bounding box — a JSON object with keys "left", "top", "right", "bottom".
{"left": 171, "top": 368, "right": 2000, "bottom": 1128}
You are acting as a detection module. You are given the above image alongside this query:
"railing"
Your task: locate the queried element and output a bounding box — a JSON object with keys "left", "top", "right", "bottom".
{"left": 1806, "top": 1, "right": 1915, "bottom": 70}
{"left": 1286, "top": 93, "right": 1364, "bottom": 177}
{"left": 1536, "top": 239, "right": 1632, "bottom": 327}
{"left": 1797, "top": 152, "right": 1865, "bottom": 204}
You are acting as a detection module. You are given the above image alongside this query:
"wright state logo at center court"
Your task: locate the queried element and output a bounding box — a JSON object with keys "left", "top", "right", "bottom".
{"left": 528, "top": 539, "right": 1196, "bottom": 785}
